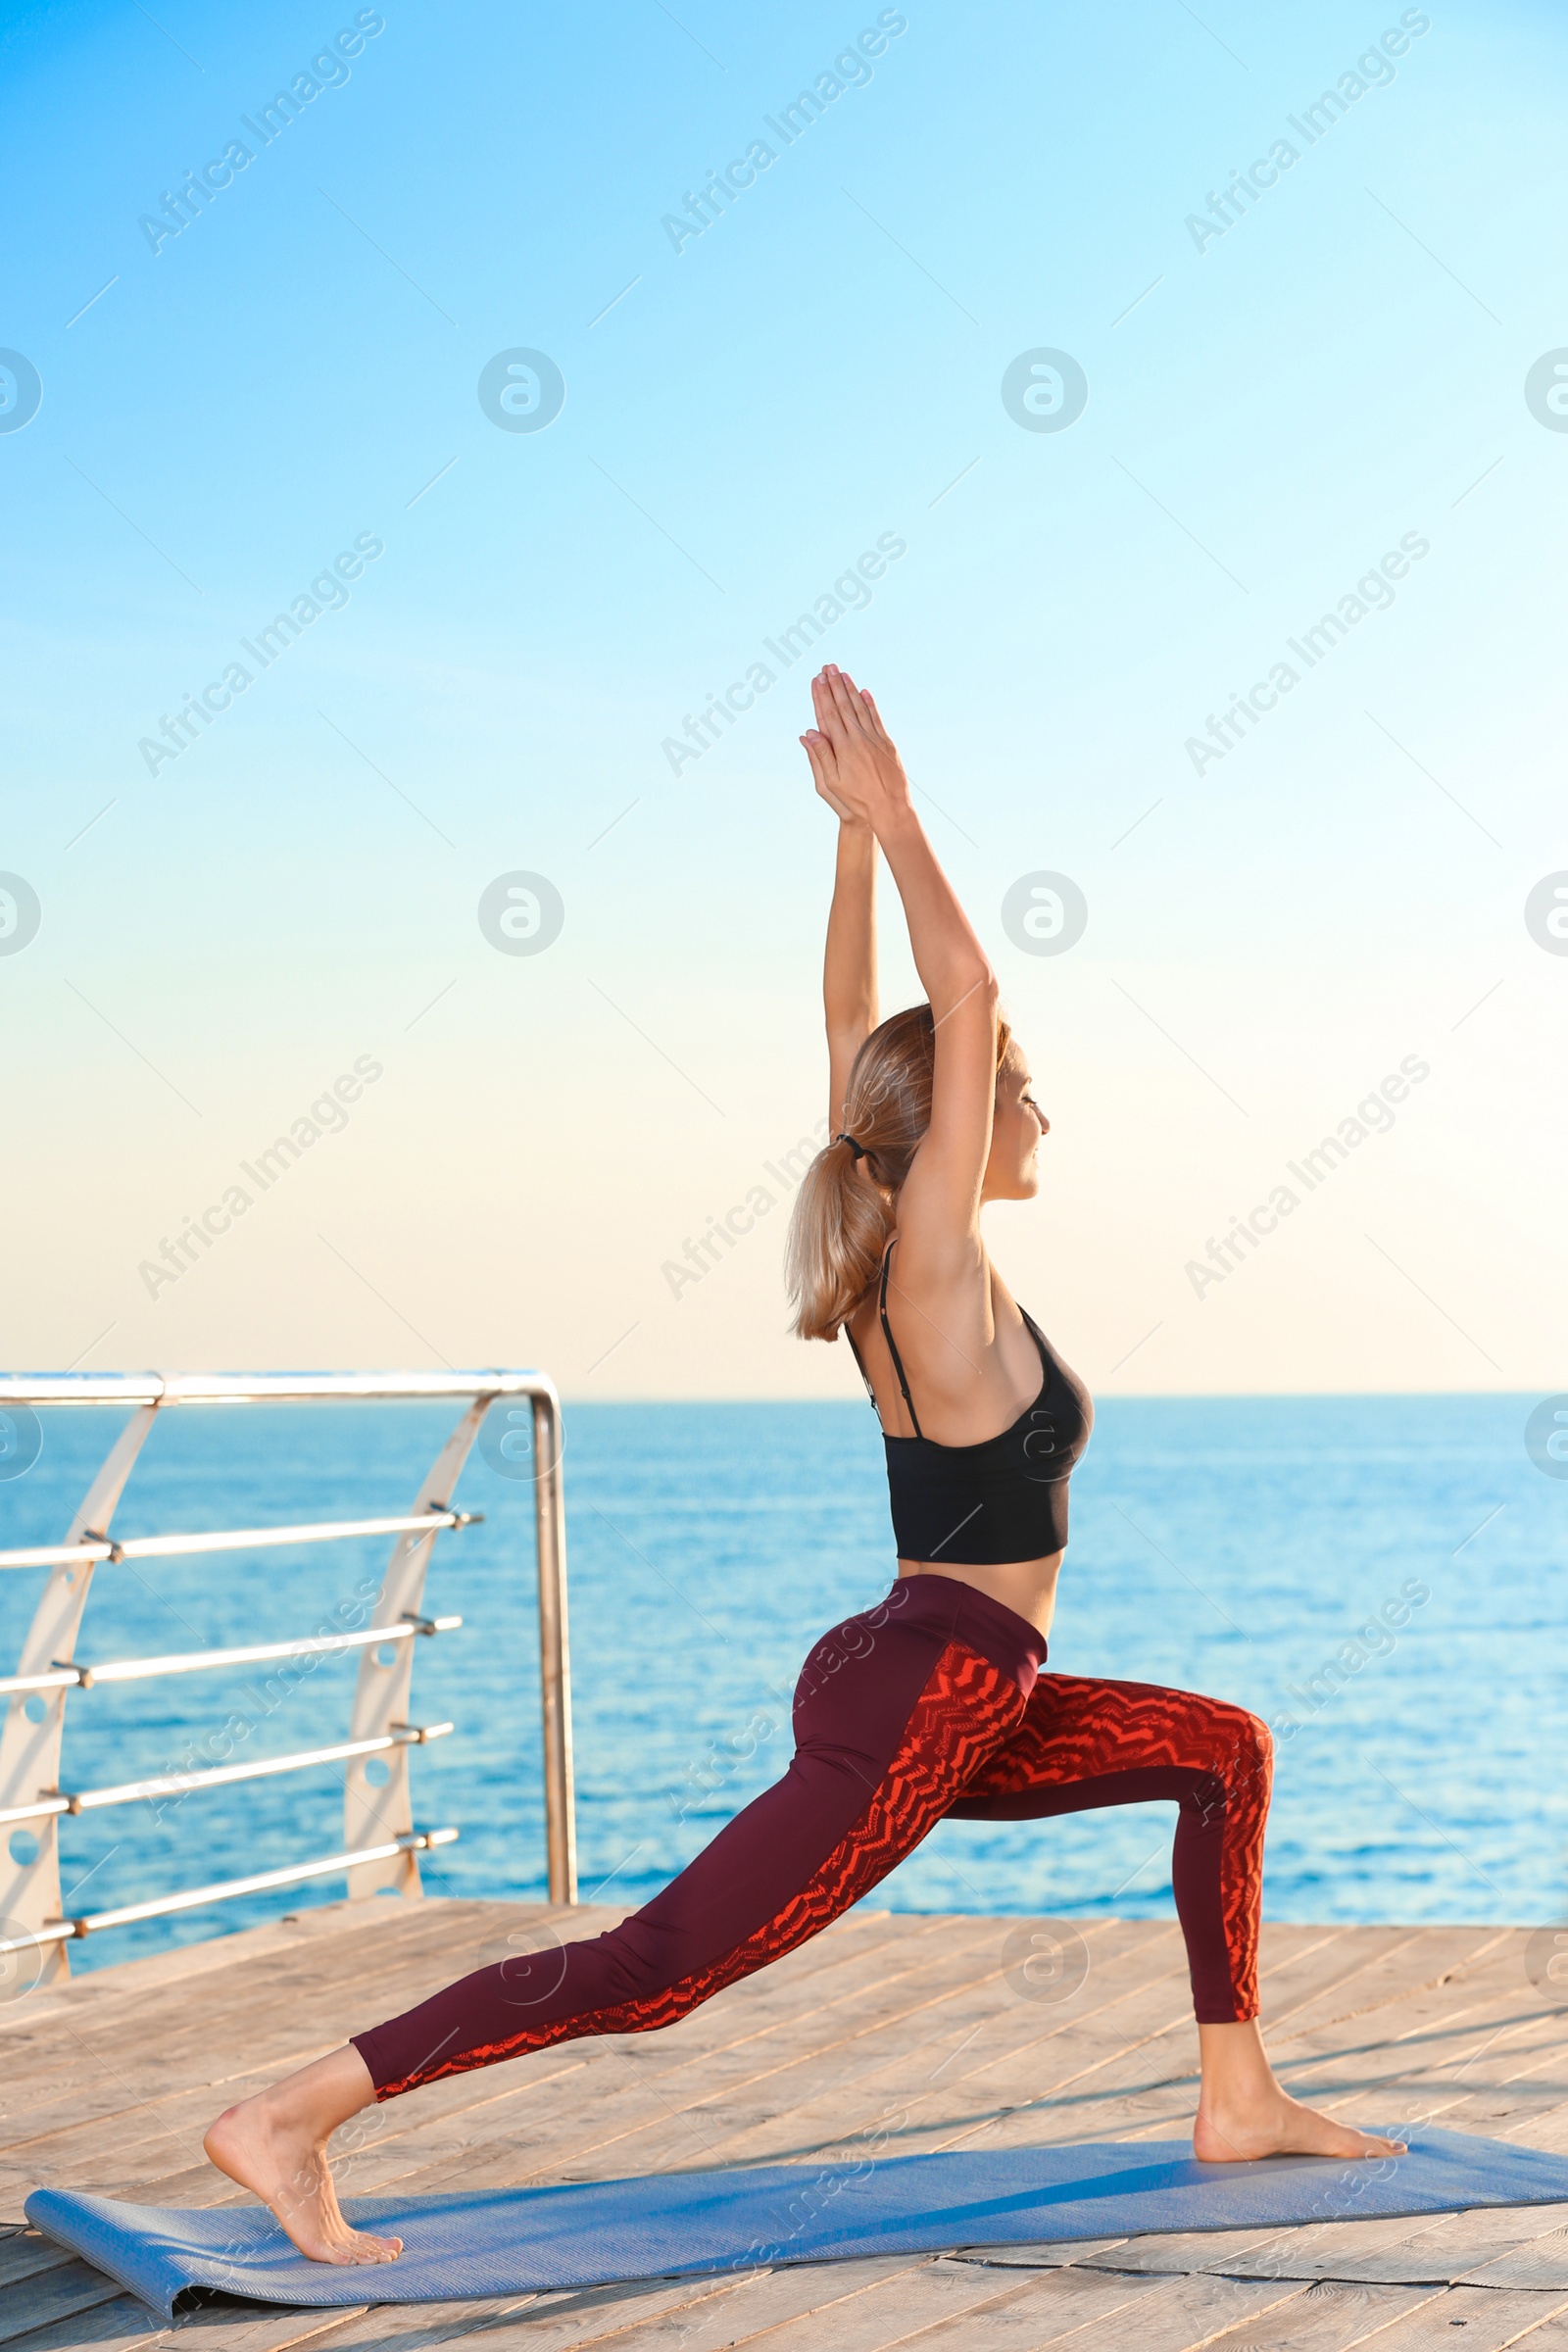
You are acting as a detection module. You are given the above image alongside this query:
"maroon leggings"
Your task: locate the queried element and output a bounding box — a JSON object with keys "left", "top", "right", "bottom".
{"left": 352, "top": 1575, "right": 1272, "bottom": 2099}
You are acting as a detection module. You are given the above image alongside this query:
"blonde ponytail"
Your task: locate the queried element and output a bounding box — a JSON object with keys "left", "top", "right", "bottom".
{"left": 785, "top": 1005, "right": 1010, "bottom": 1342}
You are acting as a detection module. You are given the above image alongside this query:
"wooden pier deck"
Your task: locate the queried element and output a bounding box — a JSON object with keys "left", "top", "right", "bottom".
{"left": 3, "top": 1902, "right": 1567, "bottom": 2352}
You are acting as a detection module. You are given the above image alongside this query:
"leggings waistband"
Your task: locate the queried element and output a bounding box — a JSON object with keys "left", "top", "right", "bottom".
{"left": 878, "top": 1572, "right": 1046, "bottom": 1695}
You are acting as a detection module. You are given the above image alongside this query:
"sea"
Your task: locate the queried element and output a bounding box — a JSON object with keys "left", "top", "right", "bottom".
{"left": 1, "top": 1396, "right": 1563, "bottom": 1978}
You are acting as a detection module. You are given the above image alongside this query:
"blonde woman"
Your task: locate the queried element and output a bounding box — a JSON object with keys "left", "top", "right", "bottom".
{"left": 206, "top": 667, "right": 1401, "bottom": 2265}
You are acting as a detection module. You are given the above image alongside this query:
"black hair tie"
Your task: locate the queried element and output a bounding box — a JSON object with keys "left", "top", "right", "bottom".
{"left": 834, "top": 1131, "right": 866, "bottom": 1161}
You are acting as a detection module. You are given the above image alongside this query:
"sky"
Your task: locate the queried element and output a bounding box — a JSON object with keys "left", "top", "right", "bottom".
{"left": 2, "top": 0, "right": 1566, "bottom": 1400}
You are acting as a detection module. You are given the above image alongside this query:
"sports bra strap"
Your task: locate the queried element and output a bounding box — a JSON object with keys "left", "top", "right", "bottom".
{"left": 878, "top": 1239, "right": 924, "bottom": 1440}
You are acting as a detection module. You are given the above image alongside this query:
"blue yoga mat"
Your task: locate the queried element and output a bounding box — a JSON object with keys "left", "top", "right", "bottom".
{"left": 26, "top": 2127, "right": 1568, "bottom": 2320}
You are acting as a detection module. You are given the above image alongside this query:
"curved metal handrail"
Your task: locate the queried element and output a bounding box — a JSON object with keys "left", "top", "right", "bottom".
{"left": 0, "top": 1372, "right": 558, "bottom": 1405}
{"left": 0, "top": 1371, "right": 574, "bottom": 1985}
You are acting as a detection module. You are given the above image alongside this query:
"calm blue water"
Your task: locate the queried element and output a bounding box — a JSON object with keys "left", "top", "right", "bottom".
{"left": 1, "top": 1397, "right": 1563, "bottom": 1976}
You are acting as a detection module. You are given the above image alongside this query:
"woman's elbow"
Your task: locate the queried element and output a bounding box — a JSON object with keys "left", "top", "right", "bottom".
{"left": 946, "top": 964, "right": 999, "bottom": 1021}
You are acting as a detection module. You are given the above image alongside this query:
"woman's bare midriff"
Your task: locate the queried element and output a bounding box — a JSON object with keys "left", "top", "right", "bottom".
{"left": 897, "top": 1552, "right": 1064, "bottom": 1640}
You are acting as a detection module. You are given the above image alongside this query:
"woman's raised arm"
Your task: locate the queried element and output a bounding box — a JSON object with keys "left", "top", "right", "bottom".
{"left": 800, "top": 667, "right": 998, "bottom": 1286}
{"left": 818, "top": 814, "right": 878, "bottom": 1132}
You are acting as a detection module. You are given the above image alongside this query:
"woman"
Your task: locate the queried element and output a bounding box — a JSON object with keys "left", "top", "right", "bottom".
{"left": 206, "top": 667, "right": 1402, "bottom": 2265}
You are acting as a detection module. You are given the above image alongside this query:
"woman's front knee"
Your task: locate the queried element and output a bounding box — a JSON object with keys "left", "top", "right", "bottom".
{"left": 1224, "top": 1705, "right": 1273, "bottom": 1796}
{"left": 1195, "top": 1698, "right": 1272, "bottom": 1794}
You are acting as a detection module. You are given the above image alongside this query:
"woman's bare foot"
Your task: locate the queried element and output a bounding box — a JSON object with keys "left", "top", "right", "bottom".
{"left": 1193, "top": 2018, "right": 1405, "bottom": 2164}
{"left": 203, "top": 2046, "right": 401, "bottom": 2267}
{"left": 1194, "top": 2082, "right": 1407, "bottom": 2163}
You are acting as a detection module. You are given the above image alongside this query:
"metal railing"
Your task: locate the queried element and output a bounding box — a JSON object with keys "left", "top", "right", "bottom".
{"left": 0, "top": 1372, "right": 575, "bottom": 1988}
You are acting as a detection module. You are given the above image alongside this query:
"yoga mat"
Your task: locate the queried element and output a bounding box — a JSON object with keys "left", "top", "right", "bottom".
{"left": 26, "top": 2127, "right": 1568, "bottom": 2321}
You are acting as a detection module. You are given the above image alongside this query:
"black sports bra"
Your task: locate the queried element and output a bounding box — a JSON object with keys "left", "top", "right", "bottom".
{"left": 847, "top": 1241, "right": 1093, "bottom": 1567}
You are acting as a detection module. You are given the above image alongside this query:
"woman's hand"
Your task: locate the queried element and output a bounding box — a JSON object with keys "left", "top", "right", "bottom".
{"left": 800, "top": 666, "right": 910, "bottom": 835}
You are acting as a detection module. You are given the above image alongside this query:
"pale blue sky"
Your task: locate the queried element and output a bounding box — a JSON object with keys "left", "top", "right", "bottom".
{"left": 3, "top": 0, "right": 1565, "bottom": 1396}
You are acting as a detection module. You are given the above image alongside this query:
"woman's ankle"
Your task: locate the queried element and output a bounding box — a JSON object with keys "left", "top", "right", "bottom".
{"left": 1197, "top": 2017, "right": 1278, "bottom": 2107}
{"left": 248, "top": 2047, "right": 377, "bottom": 2140}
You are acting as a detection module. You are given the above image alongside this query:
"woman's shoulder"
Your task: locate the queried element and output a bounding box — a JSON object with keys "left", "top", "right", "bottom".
{"left": 890, "top": 1236, "right": 1031, "bottom": 1364}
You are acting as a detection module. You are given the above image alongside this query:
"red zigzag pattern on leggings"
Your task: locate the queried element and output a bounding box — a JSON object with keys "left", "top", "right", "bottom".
{"left": 407, "top": 1641, "right": 1022, "bottom": 2088}
{"left": 964, "top": 1672, "right": 1271, "bottom": 2020}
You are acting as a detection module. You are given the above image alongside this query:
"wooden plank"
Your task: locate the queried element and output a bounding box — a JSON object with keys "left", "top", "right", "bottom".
{"left": 1194, "top": 2281, "right": 1451, "bottom": 2352}
{"left": 871, "top": 2263, "right": 1200, "bottom": 2350}
{"left": 1493, "top": 2314, "right": 1568, "bottom": 2352}
{"left": 1285, "top": 2050, "right": 1562, "bottom": 2137}
{"left": 4, "top": 2301, "right": 376, "bottom": 2352}
{"left": 1461, "top": 2215, "right": 1568, "bottom": 2290}
{"left": 497, "top": 2256, "right": 1169, "bottom": 2352}
{"left": 892, "top": 1924, "right": 1443, "bottom": 2159}
{"left": 0, "top": 1902, "right": 596, "bottom": 2104}
{"left": 1260, "top": 1929, "right": 1520, "bottom": 2042}
{"left": 1276, "top": 1989, "right": 1566, "bottom": 2108}
{"left": 1258, "top": 2007, "right": 1545, "bottom": 2120}
{"left": 647, "top": 1936, "right": 1210, "bottom": 2174}
{"left": 0, "top": 1896, "right": 419, "bottom": 2039}
{"left": 0, "top": 1906, "right": 932, "bottom": 2167}
{"left": 0, "top": 2263, "right": 140, "bottom": 2346}
{"left": 0, "top": 2229, "right": 71, "bottom": 2288}
{"left": 1263, "top": 1999, "right": 1553, "bottom": 2120}
{"left": 1312, "top": 2202, "right": 1568, "bottom": 2286}
{"left": 220, "top": 2276, "right": 758, "bottom": 2352}
{"left": 1002, "top": 2266, "right": 1317, "bottom": 2352}
{"left": 0, "top": 2296, "right": 169, "bottom": 2352}
{"left": 1392, "top": 2033, "right": 1568, "bottom": 2144}
{"left": 1325, "top": 2283, "right": 1568, "bottom": 2348}
{"left": 949, "top": 2236, "right": 1131, "bottom": 2269}
{"left": 1258, "top": 1928, "right": 1471, "bottom": 2031}
{"left": 0, "top": 1898, "right": 480, "bottom": 2056}
{"left": 0, "top": 1909, "right": 1091, "bottom": 2164}
{"left": 1084, "top": 2228, "right": 1399, "bottom": 2281}
{"left": 225, "top": 2262, "right": 917, "bottom": 2352}
{"left": 541, "top": 1936, "right": 1130, "bottom": 2173}
{"left": 693, "top": 2259, "right": 1179, "bottom": 2352}
{"left": 383, "top": 2261, "right": 1313, "bottom": 2352}
{"left": 1259, "top": 2013, "right": 1542, "bottom": 2126}
{"left": 1076, "top": 2211, "right": 1459, "bottom": 2280}
{"left": 958, "top": 2204, "right": 1568, "bottom": 2290}
{"left": 0, "top": 1916, "right": 564, "bottom": 2149}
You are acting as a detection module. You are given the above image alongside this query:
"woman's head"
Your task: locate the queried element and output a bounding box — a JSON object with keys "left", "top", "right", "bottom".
{"left": 786, "top": 1004, "right": 1047, "bottom": 1341}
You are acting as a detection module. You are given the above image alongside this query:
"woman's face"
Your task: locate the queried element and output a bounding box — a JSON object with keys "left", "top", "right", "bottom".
{"left": 983, "top": 1044, "right": 1049, "bottom": 1201}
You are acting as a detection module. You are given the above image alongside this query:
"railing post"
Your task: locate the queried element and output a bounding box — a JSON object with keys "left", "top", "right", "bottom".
{"left": 531, "top": 1388, "right": 576, "bottom": 1904}
{"left": 343, "top": 1396, "right": 488, "bottom": 1901}
{"left": 0, "top": 1402, "right": 160, "bottom": 1984}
